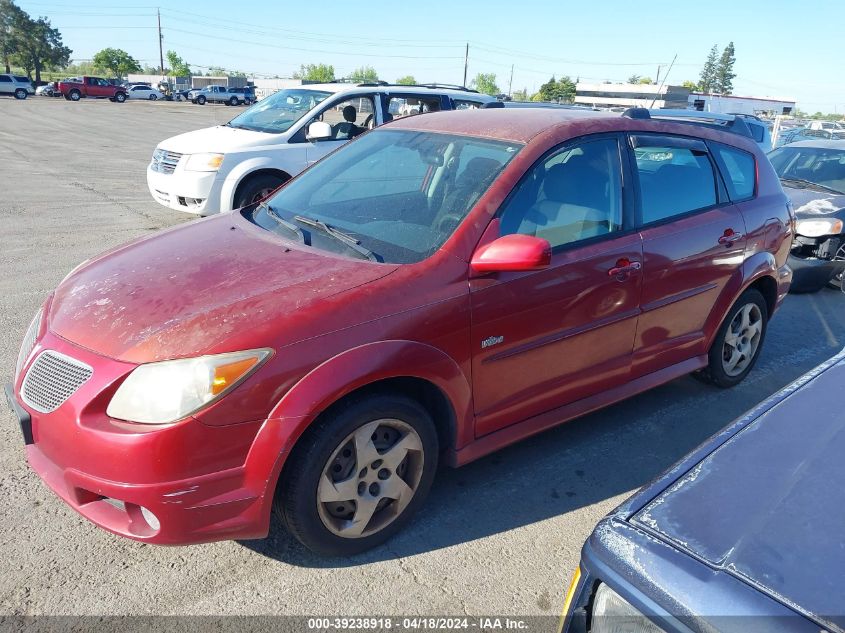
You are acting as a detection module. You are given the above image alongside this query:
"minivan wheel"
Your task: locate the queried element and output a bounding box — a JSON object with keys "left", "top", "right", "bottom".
{"left": 233, "top": 173, "right": 287, "bottom": 208}
{"left": 698, "top": 288, "right": 768, "bottom": 388}
{"left": 275, "top": 394, "right": 438, "bottom": 556}
{"left": 14, "top": 88, "right": 27, "bottom": 100}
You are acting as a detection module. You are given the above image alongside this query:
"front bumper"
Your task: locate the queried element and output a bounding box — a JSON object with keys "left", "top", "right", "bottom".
{"left": 146, "top": 164, "right": 221, "bottom": 215}
{"left": 6, "top": 331, "right": 284, "bottom": 545}
{"left": 788, "top": 254, "right": 845, "bottom": 292}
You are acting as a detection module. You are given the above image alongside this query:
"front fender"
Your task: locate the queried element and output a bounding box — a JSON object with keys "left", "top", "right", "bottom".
{"left": 703, "top": 250, "right": 778, "bottom": 349}
{"left": 240, "top": 340, "right": 473, "bottom": 537}
{"left": 218, "top": 154, "right": 296, "bottom": 212}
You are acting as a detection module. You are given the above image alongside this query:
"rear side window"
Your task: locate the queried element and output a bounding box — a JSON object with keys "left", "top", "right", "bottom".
{"left": 632, "top": 141, "right": 717, "bottom": 224}
{"left": 712, "top": 143, "right": 756, "bottom": 201}
{"left": 0, "top": 76, "right": 12, "bottom": 83}
{"left": 13, "top": 76, "right": 28, "bottom": 83}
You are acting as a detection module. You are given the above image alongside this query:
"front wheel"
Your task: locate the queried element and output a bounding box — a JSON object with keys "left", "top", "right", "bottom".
{"left": 233, "top": 173, "right": 287, "bottom": 208}
{"left": 275, "top": 393, "right": 439, "bottom": 556}
{"left": 14, "top": 88, "right": 27, "bottom": 100}
{"left": 149, "top": 94, "right": 157, "bottom": 101}
{"left": 229, "top": 96, "right": 238, "bottom": 106}
{"left": 197, "top": 95, "right": 206, "bottom": 105}
{"left": 697, "top": 288, "right": 768, "bottom": 388}
{"left": 114, "top": 92, "right": 126, "bottom": 103}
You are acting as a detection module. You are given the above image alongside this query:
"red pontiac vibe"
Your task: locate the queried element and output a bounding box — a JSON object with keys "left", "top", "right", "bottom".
{"left": 6, "top": 108, "right": 793, "bottom": 555}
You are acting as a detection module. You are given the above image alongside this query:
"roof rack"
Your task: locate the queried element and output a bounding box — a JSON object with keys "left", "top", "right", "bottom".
{"left": 415, "top": 83, "right": 478, "bottom": 93}
{"left": 622, "top": 108, "right": 754, "bottom": 140}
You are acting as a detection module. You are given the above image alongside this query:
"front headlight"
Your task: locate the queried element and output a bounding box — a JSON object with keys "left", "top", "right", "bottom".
{"left": 15, "top": 308, "right": 43, "bottom": 382}
{"left": 590, "top": 583, "right": 664, "bottom": 633}
{"left": 107, "top": 348, "right": 272, "bottom": 424}
{"left": 184, "top": 152, "right": 225, "bottom": 172}
{"left": 795, "top": 217, "right": 844, "bottom": 238}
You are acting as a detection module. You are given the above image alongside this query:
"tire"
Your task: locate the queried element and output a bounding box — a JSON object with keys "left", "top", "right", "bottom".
{"left": 697, "top": 288, "right": 768, "bottom": 388}
{"left": 197, "top": 95, "right": 206, "bottom": 105}
{"left": 229, "top": 96, "right": 238, "bottom": 106}
{"left": 828, "top": 270, "right": 843, "bottom": 290}
{"left": 14, "top": 88, "right": 27, "bottom": 100}
{"left": 149, "top": 94, "right": 157, "bottom": 101}
{"left": 275, "top": 393, "right": 439, "bottom": 556}
{"left": 69, "top": 89, "right": 81, "bottom": 101}
{"left": 114, "top": 92, "right": 126, "bottom": 103}
{"left": 234, "top": 173, "right": 287, "bottom": 208}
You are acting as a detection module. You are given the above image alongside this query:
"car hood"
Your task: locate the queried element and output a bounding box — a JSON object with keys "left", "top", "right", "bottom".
{"left": 782, "top": 184, "right": 845, "bottom": 220}
{"left": 158, "top": 125, "right": 277, "bottom": 154}
{"left": 49, "top": 213, "right": 396, "bottom": 363}
{"left": 633, "top": 350, "right": 845, "bottom": 629}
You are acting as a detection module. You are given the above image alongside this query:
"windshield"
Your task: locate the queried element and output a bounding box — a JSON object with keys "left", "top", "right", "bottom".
{"left": 227, "top": 88, "right": 333, "bottom": 134}
{"left": 769, "top": 146, "right": 845, "bottom": 194}
{"left": 247, "top": 129, "right": 522, "bottom": 264}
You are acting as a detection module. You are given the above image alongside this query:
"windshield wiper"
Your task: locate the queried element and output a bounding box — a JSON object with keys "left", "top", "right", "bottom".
{"left": 293, "top": 214, "right": 379, "bottom": 262}
{"left": 780, "top": 177, "right": 844, "bottom": 195}
{"left": 257, "top": 202, "right": 305, "bottom": 243}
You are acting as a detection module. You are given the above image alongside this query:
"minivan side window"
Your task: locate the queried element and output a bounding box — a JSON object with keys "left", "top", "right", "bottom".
{"left": 632, "top": 142, "right": 717, "bottom": 224}
{"left": 711, "top": 143, "right": 756, "bottom": 201}
{"left": 500, "top": 137, "right": 623, "bottom": 248}
{"left": 0, "top": 76, "right": 11, "bottom": 82}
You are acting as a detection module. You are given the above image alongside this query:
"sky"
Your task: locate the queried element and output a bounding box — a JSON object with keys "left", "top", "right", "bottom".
{"left": 16, "top": 0, "right": 845, "bottom": 113}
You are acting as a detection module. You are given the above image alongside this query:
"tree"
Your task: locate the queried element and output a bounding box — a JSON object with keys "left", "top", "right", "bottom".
{"left": 533, "top": 75, "right": 576, "bottom": 103}
{"left": 349, "top": 65, "right": 378, "bottom": 83}
{"left": 92, "top": 48, "right": 141, "bottom": 78}
{"left": 681, "top": 79, "right": 699, "bottom": 91}
{"left": 714, "top": 41, "right": 736, "bottom": 95}
{"left": 10, "top": 14, "right": 71, "bottom": 82}
{"left": 638, "top": 77, "right": 654, "bottom": 84}
{"left": 511, "top": 87, "right": 529, "bottom": 101}
{"left": 471, "top": 72, "right": 499, "bottom": 96}
{"left": 627, "top": 74, "right": 641, "bottom": 84}
{"left": 698, "top": 45, "right": 719, "bottom": 93}
{"left": 293, "top": 63, "right": 335, "bottom": 82}
{"left": 165, "top": 50, "right": 190, "bottom": 76}
{"left": 0, "top": 0, "right": 27, "bottom": 73}
{"left": 396, "top": 75, "right": 416, "bottom": 85}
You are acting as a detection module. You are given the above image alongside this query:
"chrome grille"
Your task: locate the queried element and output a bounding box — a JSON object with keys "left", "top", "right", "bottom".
{"left": 21, "top": 351, "right": 93, "bottom": 413}
{"left": 150, "top": 149, "right": 182, "bottom": 175}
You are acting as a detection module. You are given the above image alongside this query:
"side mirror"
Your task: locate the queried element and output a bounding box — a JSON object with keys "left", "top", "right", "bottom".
{"left": 470, "top": 234, "right": 551, "bottom": 274}
{"left": 307, "top": 121, "right": 332, "bottom": 141}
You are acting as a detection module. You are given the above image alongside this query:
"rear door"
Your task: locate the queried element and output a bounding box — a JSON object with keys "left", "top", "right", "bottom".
{"left": 470, "top": 134, "right": 643, "bottom": 436}
{"left": 628, "top": 133, "right": 747, "bottom": 378}
{"left": 0, "top": 75, "right": 12, "bottom": 95}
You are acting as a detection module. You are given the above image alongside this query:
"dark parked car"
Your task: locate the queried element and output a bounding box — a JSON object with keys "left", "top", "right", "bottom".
{"left": 7, "top": 108, "right": 792, "bottom": 556}
{"left": 561, "top": 347, "right": 845, "bottom": 633}
{"left": 768, "top": 140, "right": 845, "bottom": 292}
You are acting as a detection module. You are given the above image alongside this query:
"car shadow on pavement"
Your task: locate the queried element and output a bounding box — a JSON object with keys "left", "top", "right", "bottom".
{"left": 239, "top": 292, "right": 845, "bottom": 568}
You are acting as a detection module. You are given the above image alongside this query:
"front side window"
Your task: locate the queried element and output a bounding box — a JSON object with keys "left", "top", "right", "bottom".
{"left": 768, "top": 146, "right": 845, "bottom": 194}
{"left": 249, "top": 129, "right": 521, "bottom": 264}
{"left": 314, "top": 96, "right": 376, "bottom": 141}
{"left": 633, "top": 141, "right": 717, "bottom": 223}
{"left": 500, "top": 138, "right": 623, "bottom": 248}
{"left": 227, "top": 88, "right": 333, "bottom": 134}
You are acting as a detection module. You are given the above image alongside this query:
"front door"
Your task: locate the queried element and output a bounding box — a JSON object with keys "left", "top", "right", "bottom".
{"left": 470, "top": 135, "right": 643, "bottom": 437}
{"left": 305, "top": 94, "right": 377, "bottom": 165}
{"left": 627, "top": 133, "right": 748, "bottom": 378}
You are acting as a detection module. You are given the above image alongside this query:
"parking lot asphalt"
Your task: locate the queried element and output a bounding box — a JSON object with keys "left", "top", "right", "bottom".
{"left": 1, "top": 98, "right": 844, "bottom": 619}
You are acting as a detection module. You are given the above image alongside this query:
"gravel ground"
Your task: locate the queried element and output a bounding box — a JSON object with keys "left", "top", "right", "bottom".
{"left": 1, "top": 97, "right": 843, "bottom": 624}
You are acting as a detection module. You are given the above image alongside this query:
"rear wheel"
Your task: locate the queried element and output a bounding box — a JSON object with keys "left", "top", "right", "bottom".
{"left": 275, "top": 393, "right": 438, "bottom": 555}
{"left": 229, "top": 96, "right": 238, "bottom": 106}
{"left": 14, "top": 88, "right": 27, "bottom": 100}
{"left": 69, "top": 89, "right": 81, "bottom": 101}
{"left": 697, "top": 288, "right": 768, "bottom": 388}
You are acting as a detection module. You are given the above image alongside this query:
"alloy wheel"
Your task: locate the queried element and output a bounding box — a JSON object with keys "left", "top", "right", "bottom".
{"left": 722, "top": 303, "right": 763, "bottom": 376}
{"left": 317, "top": 419, "right": 424, "bottom": 539}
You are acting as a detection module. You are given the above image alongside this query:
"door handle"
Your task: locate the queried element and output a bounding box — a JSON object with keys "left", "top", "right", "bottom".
{"left": 608, "top": 259, "right": 642, "bottom": 277}
{"left": 718, "top": 230, "right": 743, "bottom": 245}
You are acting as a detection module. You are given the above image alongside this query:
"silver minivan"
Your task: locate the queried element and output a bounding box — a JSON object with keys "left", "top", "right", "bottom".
{"left": 0, "top": 74, "right": 35, "bottom": 99}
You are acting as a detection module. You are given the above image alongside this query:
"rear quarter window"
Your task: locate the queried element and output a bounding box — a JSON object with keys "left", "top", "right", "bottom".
{"left": 711, "top": 143, "right": 756, "bottom": 201}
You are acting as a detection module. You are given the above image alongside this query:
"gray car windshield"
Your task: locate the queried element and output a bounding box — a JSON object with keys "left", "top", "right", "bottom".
{"left": 769, "top": 146, "right": 845, "bottom": 194}
{"left": 248, "top": 129, "right": 522, "bottom": 264}
{"left": 227, "top": 88, "right": 333, "bottom": 134}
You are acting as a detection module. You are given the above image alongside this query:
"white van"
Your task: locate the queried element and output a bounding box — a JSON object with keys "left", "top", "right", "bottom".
{"left": 147, "top": 83, "right": 495, "bottom": 215}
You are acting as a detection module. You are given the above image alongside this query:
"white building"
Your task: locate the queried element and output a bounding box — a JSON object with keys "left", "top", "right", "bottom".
{"left": 688, "top": 93, "right": 796, "bottom": 117}
{"left": 574, "top": 82, "right": 691, "bottom": 110}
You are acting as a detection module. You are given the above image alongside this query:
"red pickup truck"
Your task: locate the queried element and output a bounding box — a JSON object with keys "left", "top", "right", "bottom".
{"left": 57, "top": 76, "right": 127, "bottom": 102}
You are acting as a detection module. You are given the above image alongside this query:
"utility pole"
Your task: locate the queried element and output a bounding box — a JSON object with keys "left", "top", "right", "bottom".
{"left": 462, "top": 43, "right": 468, "bottom": 88}
{"left": 508, "top": 64, "right": 513, "bottom": 98}
{"left": 157, "top": 8, "right": 165, "bottom": 75}
{"left": 655, "top": 65, "right": 661, "bottom": 86}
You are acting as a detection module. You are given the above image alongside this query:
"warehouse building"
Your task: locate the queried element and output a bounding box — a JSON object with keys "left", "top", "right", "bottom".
{"left": 574, "top": 82, "right": 691, "bottom": 110}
